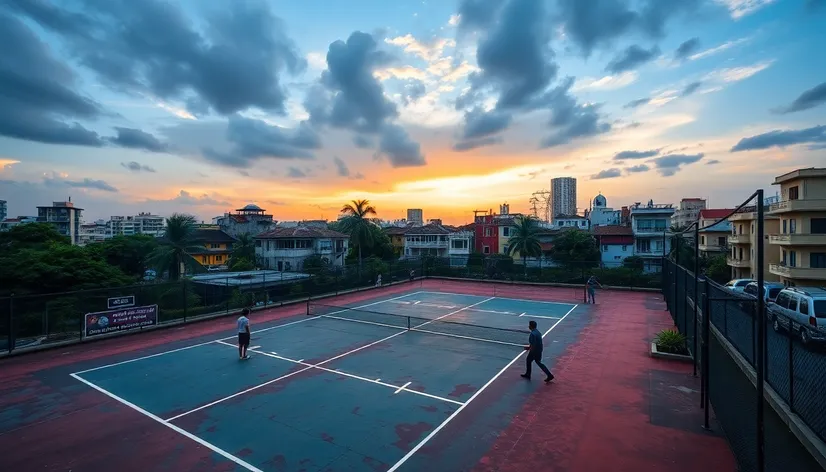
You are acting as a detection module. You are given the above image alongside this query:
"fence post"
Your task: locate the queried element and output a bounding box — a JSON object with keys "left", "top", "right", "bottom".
{"left": 755, "top": 189, "right": 765, "bottom": 472}
{"left": 788, "top": 319, "right": 795, "bottom": 412}
{"left": 182, "top": 280, "right": 188, "bottom": 323}
{"left": 702, "top": 276, "right": 711, "bottom": 430}
{"left": 693, "top": 224, "right": 699, "bottom": 377}
{"left": 673, "top": 236, "right": 679, "bottom": 319}
{"left": 8, "top": 294, "right": 14, "bottom": 354}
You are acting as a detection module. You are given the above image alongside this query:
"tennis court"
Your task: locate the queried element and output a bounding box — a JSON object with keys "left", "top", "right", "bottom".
{"left": 35, "top": 288, "right": 581, "bottom": 471}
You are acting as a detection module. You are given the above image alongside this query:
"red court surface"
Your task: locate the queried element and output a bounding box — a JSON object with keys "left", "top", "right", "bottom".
{"left": 0, "top": 279, "right": 736, "bottom": 472}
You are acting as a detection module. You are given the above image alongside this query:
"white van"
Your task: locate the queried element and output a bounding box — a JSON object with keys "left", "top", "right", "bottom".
{"left": 767, "top": 287, "right": 826, "bottom": 346}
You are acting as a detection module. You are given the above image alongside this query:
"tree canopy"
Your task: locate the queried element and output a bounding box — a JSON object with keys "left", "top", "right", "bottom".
{"left": 549, "top": 229, "right": 600, "bottom": 268}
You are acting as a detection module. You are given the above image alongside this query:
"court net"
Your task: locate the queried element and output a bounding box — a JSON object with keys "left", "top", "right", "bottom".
{"left": 307, "top": 302, "right": 528, "bottom": 347}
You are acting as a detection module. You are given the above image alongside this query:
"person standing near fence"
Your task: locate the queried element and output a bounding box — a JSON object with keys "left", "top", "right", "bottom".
{"left": 375, "top": 274, "right": 382, "bottom": 287}
{"left": 522, "top": 320, "right": 554, "bottom": 382}
{"left": 586, "top": 275, "right": 602, "bottom": 304}
{"left": 237, "top": 308, "right": 251, "bottom": 360}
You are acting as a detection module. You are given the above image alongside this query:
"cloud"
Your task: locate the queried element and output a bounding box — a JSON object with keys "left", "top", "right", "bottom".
{"left": 705, "top": 61, "right": 773, "bottom": 83}
{"left": 401, "top": 79, "right": 427, "bottom": 106}
{"left": 42, "top": 173, "right": 118, "bottom": 192}
{"left": 106, "top": 127, "right": 170, "bottom": 153}
{"left": 456, "top": 0, "right": 507, "bottom": 30}
{"left": 541, "top": 78, "right": 612, "bottom": 147}
{"left": 626, "top": 164, "right": 650, "bottom": 173}
{"left": 377, "top": 124, "right": 426, "bottom": 167}
{"left": 147, "top": 190, "right": 230, "bottom": 206}
{"left": 730, "top": 125, "right": 826, "bottom": 152}
{"left": 460, "top": 108, "right": 513, "bottom": 139}
{"left": 706, "top": 159, "right": 721, "bottom": 165}
{"left": 623, "top": 97, "right": 651, "bottom": 109}
{"left": 573, "top": 71, "right": 638, "bottom": 91}
{"left": 591, "top": 168, "right": 622, "bottom": 180}
{"left": 689, "top": 37, "right": 749, "bottom": 61}
{"left": 556, "top": 0, "right": 701, "bottom": 56}
{"left": 201, "top": 116, "right": 320, "bottom": 168}
{"left": 453, "top": 136, "right": 504, "bottom": 151}
{"left": 286, "top": 167, "right": 307, "bottom": 178}
{"left": 614, "top": 149, "right": 660, "bottom": 160}
{"left": 680, "top": 81, "right": 702, "bottom": 97}
{"left": 652, "top": 153, "right": 704, "bottom": 176}
{"left": 384, "top": 34, "right": 455, "bottom": 62}
{"left": 0, "top": 12, "right": 103, "bottom": 146}
{"left": 605, "top": 45, "right": 660, "bottom": 73}
{"left": 773, "top": 82, "right": 826, "bottom": 114}
{"left": 714, "top": 0, "right": 776, "bottom": 19}
{"left": 353, "top": 135, "right": 374, "bottom": 149}
{"left": 674, "top": 38, "right": 700, "bottom": 61}
{"left": 121, "top": 161, "right": 156, "bottom": 173}
{"left": 333, "top": 157, "right": 351, "bottom": 177}
{"left": 11, "top": 0, "right": 306, "bottom": 116}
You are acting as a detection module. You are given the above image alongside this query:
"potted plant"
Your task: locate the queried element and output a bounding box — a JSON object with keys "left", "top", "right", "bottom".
{"left": 650, "top": 329, "right": 692, "bottom": 361}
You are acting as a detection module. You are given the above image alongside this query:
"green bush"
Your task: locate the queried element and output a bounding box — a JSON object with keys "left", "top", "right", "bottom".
{"left": 654, "top": 329, "right": 689, "bottom": 355}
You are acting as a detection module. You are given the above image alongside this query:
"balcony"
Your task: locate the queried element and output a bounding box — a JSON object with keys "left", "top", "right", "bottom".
{"left": 728, "top": 234, "right": 750, "bottom": 244}
{"left": 768, "top": 234, "right": 826, "bottom": 246}
{"left": 405, "top": 240, "right": 449, "bottom": 248}
{"left": 634, "top": 249, "right": 665, "bottom": 257}
{"left": 769, "top": 264, "right": 826, "bottom": 280}
{"left": 699, "top": 243, "right": 727, "bottom": 253}
{"left": 633, "top": 228, "right": 669, "bottom": 237}
{"left": 768, "top": 199, "right": 826, "bottom": 214}
{"left": 727, "top": 257, "right": 751, "bottom": 268}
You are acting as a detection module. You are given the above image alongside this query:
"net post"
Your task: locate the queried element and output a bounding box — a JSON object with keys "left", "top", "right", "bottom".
{"left": 306, "top": 298, "right": 310, "bottom": 316}
{"left": 755, "top": 189, "right": 765, "bottom": 472}
{"left": 407, "top": 316, "right": 411, "bottom": 330}
{"left": 8, "top": 293, "right": 14, "bottom": 354}
{"left": 693, "top": 224, "right": 699, "bottom": 377}
{"left": 701, "top": 275, "right": 711, "bottom": 430}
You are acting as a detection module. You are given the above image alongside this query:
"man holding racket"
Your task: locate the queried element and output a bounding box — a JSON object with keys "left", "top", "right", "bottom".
{"left": 522, "top": 320, "right": 554, "bottom": 382}
{"left": 237, "top": 307, "right": 251, "bottom": 360}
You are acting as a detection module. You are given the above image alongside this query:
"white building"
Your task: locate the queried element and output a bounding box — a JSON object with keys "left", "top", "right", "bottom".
{"left": 0, "top": 200, "right": 6, "bottom": 222}
{"left": 551, "top": 177, "right": 577, "bottom": 218}
{"left": 404, "top": 224, "right": 451, "bottom": 258}
{"left": 0, "top": 216, "right": 37, "bottom": 232}
{"left": 79, "top": 220, "right": 108, "bottom": 245}
{"left": 106, "top": 213, "right": 165, "bottom": 238}
{"left": 37, "top": 200, "right": 83, "bottom": 245}
{"left": 585, "top": 193, "right": 621, "bottom": 228}
{"left": 448, "top": 229, "right": 474, "bottom": 265}
{"left": 671, "top": 198, "right": 706, "bottom": 229}
{"left": 552, "top": 214, "right": 589, "bottom": 230}
{"left": 255, "top": 225, "right": 349, "bottom": 271}
{"left": 593, "top": 225, "right": 635, "bottom": 268}
{"left": 630, "top": 200, "right": 674, "bottom": 272}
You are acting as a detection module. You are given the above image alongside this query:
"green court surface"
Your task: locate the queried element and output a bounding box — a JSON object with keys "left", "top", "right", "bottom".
{"left": 71, "top": 290, "right": 578, "bottom": 472}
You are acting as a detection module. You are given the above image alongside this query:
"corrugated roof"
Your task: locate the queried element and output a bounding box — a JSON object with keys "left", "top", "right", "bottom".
{"left": 383, "top": 226, "right": 410, "bottom": 235}
{"left": 193, "top": 228, "right": 237, "bottom": 243}
{"left": 405, "top": 223, "right": 451, "bottom": 235}
{"left": 256, "top": 226, "right": 348, "bottom": 239}
{"left": 592, "top": 225, "right": 634, "bottom": 236}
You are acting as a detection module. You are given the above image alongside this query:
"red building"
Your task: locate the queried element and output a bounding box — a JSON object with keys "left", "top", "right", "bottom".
{"left": 474, "top": 214, "right": 500, "bottom": 255}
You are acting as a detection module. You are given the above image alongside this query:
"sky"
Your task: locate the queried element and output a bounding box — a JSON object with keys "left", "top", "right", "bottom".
{"left": 1, "top": 0, "right": 825, "bottom": 225}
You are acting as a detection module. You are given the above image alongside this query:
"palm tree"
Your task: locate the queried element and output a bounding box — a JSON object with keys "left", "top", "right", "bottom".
{"left": 230, "top": 233, "right": 256, "bottom": 269}
{"left": 149, "top": 213, "right": 203, "bottom": 280}
{"left": 507, "top": 216, "right": 543, "bottom": 272}
{"left": 339, "top": 199, "right": 378, "bottom": 269}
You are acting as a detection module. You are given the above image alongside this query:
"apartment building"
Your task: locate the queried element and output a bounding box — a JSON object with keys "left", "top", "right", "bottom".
{"left": 697, "top": 209, "right": 733, "bottom": 256}
{"left": 630, "top": 200, "right": 674, "bottom": 272}
{"left": 727, "top": 201, "right": 780, "bottom": 281}
{"left": 406, "top": 209, "right": 424, "bottom": 225}
{"left": 672, "top": 198, "right": 706, "bottom": 229}
{"left": 255, "top": 225, "right": 349, "bottom": 271}
{"left": 593, "top": 225, "right": 634, "bottom": 267}
{"left": 37, "top": 200, "right": 83, "bottom": 245}
{"left": 551, "top": 214, "right": 589, "bottom": 230}
{"left": 107, "top": 213, "right": 165, "bottom": 238}
{"left": 79, "top": 220, "right": 108, "bottom": 246}
{"left": 0, "top": 200, "right": 6, "bottom": 222}
{"left": 767, "top": 167, "right": 826, "bottom": 285}
{"left": 551, "top": 177, "right": 577, "bottom": 218}
{"left": 214, "top": 204, "right": 276, "bottom": 238}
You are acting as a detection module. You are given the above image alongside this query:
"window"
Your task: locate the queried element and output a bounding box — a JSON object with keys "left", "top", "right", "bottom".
{"left": 622, "top": 245, "right": 627, "bottom": 251}
{"left": 744, "top": 285, "right": 756, "bottom": 296}
{"left": 701, "top": 236, "right": 706, "bottom": 244}
{"left": 255, "top": 240, "right": 261, "bottom": 247}
{"left": 788, "top": 186, "right": 799, "bottom": 200}
{"left": 781, "top": 249, "right": 787, "bottom": 264}
{"left": 751, "top": 224, "right": 754, "bottom": 234}
{"left": 800, "top": 299, "right": 809, "bottom": 315}
{"left": 202, "top": 256, "right": 207, "bottom": 264}
{"left": 776, "top": 292, "right": 790, "bottom": 309}
{"left": 318, "top": 240, "right": 332, "bottom": 251}
{"left": 483, "top": 245, "right": 490, "bottom": 254}
{"left": 451, "top": 239, "right": 468, "bottom": 249}
{"left": 717, "top": 236, "right": 726, "bottom": 246}
{"left": 811, "top": 253, "right": 826, "bottom": 269}
{"left": 814, "top": 301, "right": 826, "bottom": 319}
{"left": 484, "top": 227, "right": 493, "bottom": 237}
{"left": 789, "top": 219, "right": 797, "bottom": 234}
{"left": 788, "top": 296, "right": 798, "bottom": 312}
{"left": 602, "top": 245, "right": 608, "bottom": 251}
{"left": 738, "top": 248, "right": 743, "bottom": 259}
{"left": 503, "top": 227, "right": 510, "bottom": 236}
{"left": 210, "top": 243, "right": 220, "bottom": 249}
{"left": 503, "top": 245, "right": 509, "bottom": 254}
{"left": 789, "top": 251, "right": 797, "bottom": 267}
{"left": 768, "top": 288, "right": 782, "bottom": 299}
{"left": 811, "top": 218, "right": 826, "bottom": 234}
{"left": 783, "top": 219, "right": 787, "bottom": 234}
{"left": 739, "top": 224, "right": 743, "bottom": 235}
{"left": 216, "top": 255, "right": 223, "bottom": 262}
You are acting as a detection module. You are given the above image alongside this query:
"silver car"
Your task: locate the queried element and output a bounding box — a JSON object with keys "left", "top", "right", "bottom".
{"left": 767, "top": 287, "right": 826, "bottom": 345}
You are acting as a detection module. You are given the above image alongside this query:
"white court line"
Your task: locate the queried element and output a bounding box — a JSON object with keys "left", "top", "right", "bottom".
{"left": 421, "top": 291, "right": 577, "bottom": 307}
{"left": 249, "top": 346, "right": 261, "bottom": 350}
{"left": 386, "top": 302, "right": 579, "bottom": 472}
{"left": 395, "top": 382, "right": 412, "bottom": 394}
{"left": 518, "top": 312, "right": 526, "bottom": 317}
{"left": 519, "top": 314, "right": 561, "bottom": 320}
{"left": 72, "top": 291, "right": 423, "bottom": 375}
{"left": 214, "top": 341, "right": 464, "bottom": 406}
{"left": 70, "top": 373, "right": 264, "bottom": 472}
{"left": 167, "top": 297, "right": 494, "bottom": 421}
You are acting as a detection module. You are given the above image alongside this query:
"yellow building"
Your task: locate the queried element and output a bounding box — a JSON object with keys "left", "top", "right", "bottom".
{"left": 767, "top": 167, "right": 826, "bottom": 286}
{"left": 727, "top": 206, "right": 780, "bottom": 281}
{"left": 191, "top": 228, "right": 236, "bottom": 268}
{"left": 383, "top": 226, "right": 409, "bottom": 258}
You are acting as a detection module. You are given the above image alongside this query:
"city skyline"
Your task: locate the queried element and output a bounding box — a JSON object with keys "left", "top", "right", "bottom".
{"left": 1, "top": 0, "right": 824, "bottom": 225}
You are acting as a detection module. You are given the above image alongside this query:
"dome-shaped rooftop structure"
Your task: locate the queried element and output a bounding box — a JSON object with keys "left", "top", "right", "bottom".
{"left": 593, "top": 193, "right": 607, "bottom": 208}
{"left": 237, "top": 203, "right": 265, "bottom": 213}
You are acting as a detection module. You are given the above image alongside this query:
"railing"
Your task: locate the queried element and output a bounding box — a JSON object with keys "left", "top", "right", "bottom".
{"left": 728, "top": 234, "right": 750, "bottom": 244}
{"left": 768, "top": 234, "right": 826, "bottom": 245}
{"left": 769, "top": 264, "right": 826, "bottom": 279}
{"left": 727, "top": 257, "right": 751, "bottom": 268}
{"left": 769, "top": 199, "right": 826, "bottom": 213}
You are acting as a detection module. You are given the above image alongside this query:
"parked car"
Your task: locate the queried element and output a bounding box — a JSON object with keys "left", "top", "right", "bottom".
{"left": 767, "top": 287, "right": 826, "bottom": 346}
{"left": 725, "top": 279, "right": 755, "bottom": 293}
{"left": 743, "top": 282, "right": 784, "bottom": 303}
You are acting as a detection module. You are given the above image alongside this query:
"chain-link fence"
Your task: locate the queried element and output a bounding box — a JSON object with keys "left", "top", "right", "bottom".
{"left": 0, "top": 255, "right": 662, "bottom": 355}
{"left": 664, "top": 258, "right": 825, "bottom": 472}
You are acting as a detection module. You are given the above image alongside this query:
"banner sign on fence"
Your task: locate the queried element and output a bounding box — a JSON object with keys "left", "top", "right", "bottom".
{"left": 84, "top": 305, "right": 158, "bottom": 338}
{"left": 107, "top": 295, "right": 135, "bottom": 310}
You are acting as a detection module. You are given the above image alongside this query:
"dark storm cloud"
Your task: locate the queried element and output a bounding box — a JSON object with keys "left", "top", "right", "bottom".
{"left": 626, "top": 164, "right": 650, "bottom": 173}
{"left": 457, "top": 0, "right": 507, "bottom": 30}
{"left": 540, "top": 78, "right": 611, "bottom": 147}
{"left": 652, "top": 153, "right": 704, "bottom": 176}
{"left": 730, "top": 125, "right": 826, "bottom": 152}
{"left": 674, "top": 37, "right": 700, "bottom": 61}
{"left": 680, "top": 81, "right": 702, "bottom": 97}
{"left": 706, "top": 159, "right": 721, "bottom": 165}
{"left": 453, "top": 136, "right": 504, "bottom": 151}
{"left": 106, "top": 127, "right": 169, "bottom": 153}
{"left": 0, "top": 12, "right": 103, "bottom": 146}
{"left": 43, "top": 174, "right": 118, "bottom": 192}
{"left": 614, "top": 149, "right": 660, "bottom": 160}
{"left": 461, "top": 109, "right": 513, "bottom": 139}
{"left": 591, "top": 168, "right": 622, "bottom": 180}
{"left": 402, "top": 79, "right": 427, "bottom": 106}
{"left": 146, "top": 190, "right": 230, "bottom": 206}
{"left": 556, "top": 0, "right": 700, "bottom": 56}
{"left": 353, "top": 135, "right": 374, "bottom": 149}
{"left": 605, "top": 45, "right": 660, "bottom": 73}
{"left": 377, "top": 124, "right": 426, "bottom": 167}
{"left": 773, "top": 82, "right": 826, "bottom": 114}
{"left": 333, "top": 157, "right": 350, "bottom": 177}
{"left": 200, "top": 116, "right": 320, "bottom": 168}
{"left": 287, "top": 167, "right": 307, "bottom": 178}
{"left": 11, "top": 0, "right": 305, "bottom": 117}
{"left": 121, "top": 161, "right": 156, "bottom": 173}
{"left": 624, "top": 97, "right": 651, "bottom": 109}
